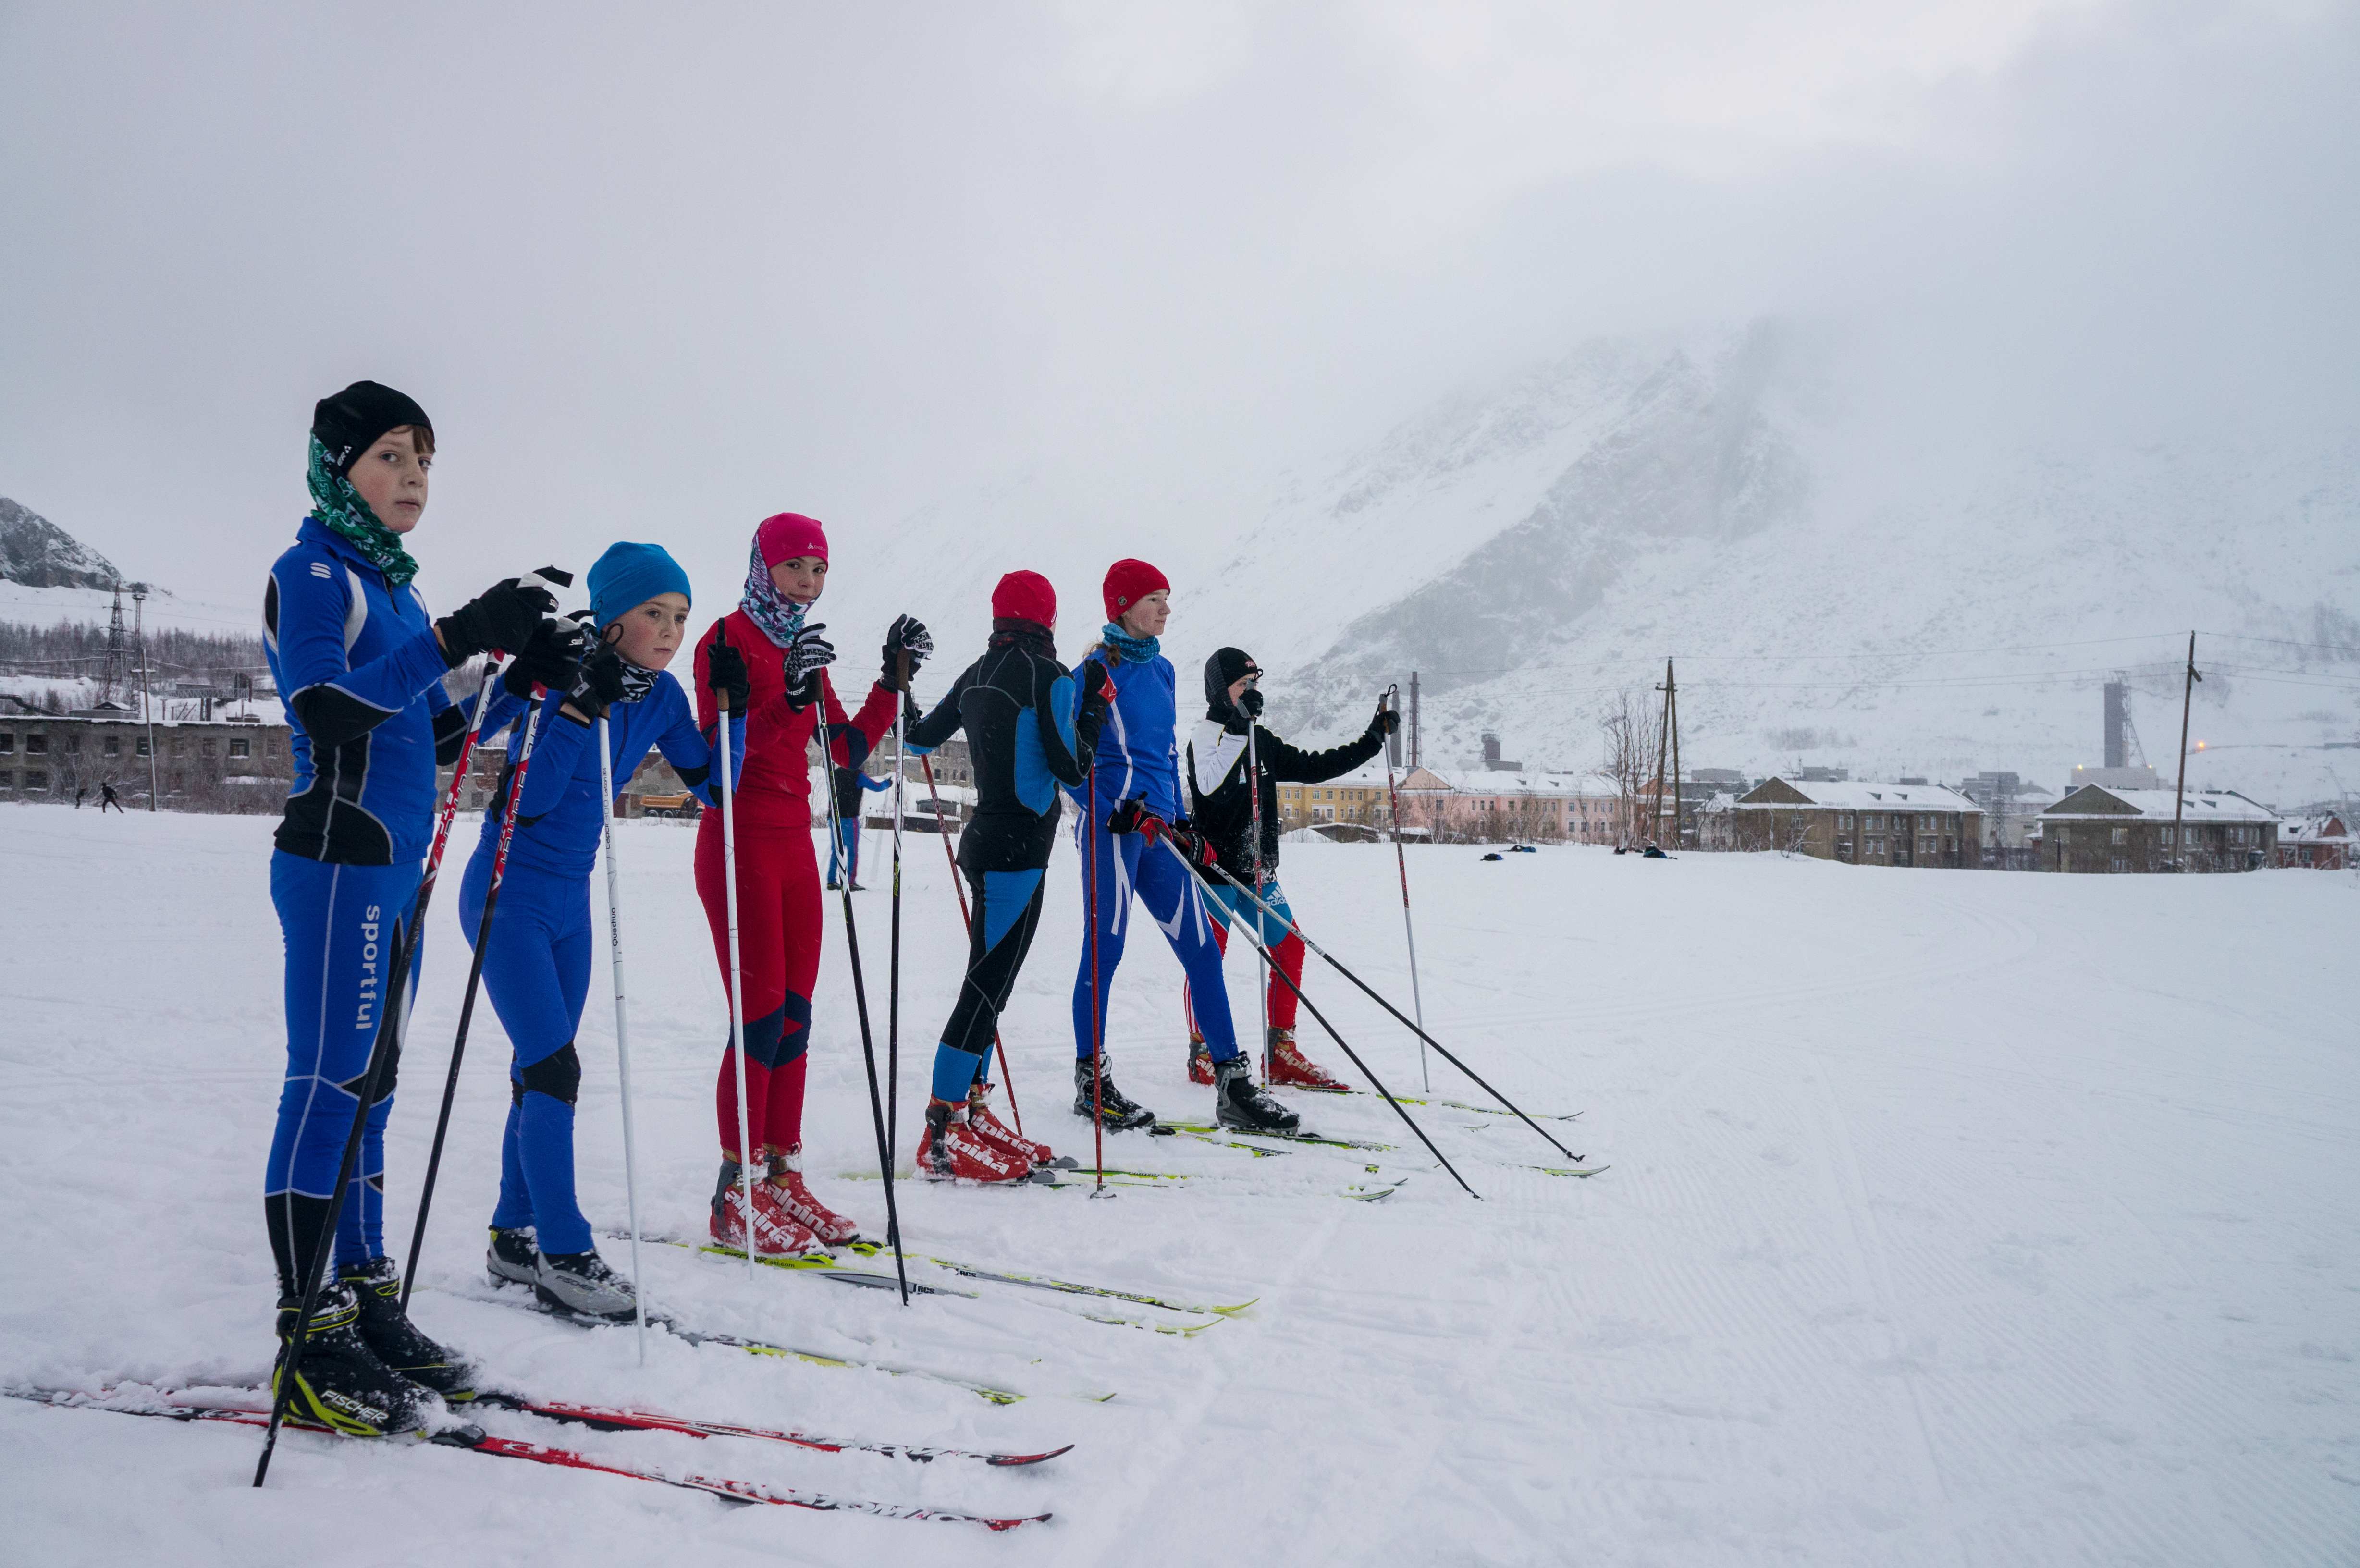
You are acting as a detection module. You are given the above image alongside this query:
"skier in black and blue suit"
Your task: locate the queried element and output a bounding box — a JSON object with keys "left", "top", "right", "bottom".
{"left": 261, "top": 380, "right": 580, "bottom": 1435}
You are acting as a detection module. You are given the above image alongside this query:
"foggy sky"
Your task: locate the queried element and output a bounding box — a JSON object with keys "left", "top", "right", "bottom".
{"left": 2, "top": 1, "right": 2354, "bottom": 622}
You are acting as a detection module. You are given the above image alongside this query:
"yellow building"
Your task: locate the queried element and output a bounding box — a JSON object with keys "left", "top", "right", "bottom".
{"left": 1273, "top": 764, "right": 1401, "bottom": 831}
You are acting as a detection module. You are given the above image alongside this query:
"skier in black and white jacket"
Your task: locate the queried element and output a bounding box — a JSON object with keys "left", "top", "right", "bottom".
{"left": 1182, "top": 647, "right": 1397, "bottom": 1087}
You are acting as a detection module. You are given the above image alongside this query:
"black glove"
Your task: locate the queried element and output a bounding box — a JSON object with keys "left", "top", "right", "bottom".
{"left": 502, "top": 617, "right": 590, "bottom": 700}
{"left": 880, "top": 614, "right": 933, "bottom": 691}
{"left": 780, "top": 623, "right": 836, "bottom": 709}
{"left": 1106, "top": 796, "right": 1160, "bottom": 839}
{"left": 1241, "top": 687, "right": 1264, "bottom": 720}
{"left": 437, "top": 578, "right": 558, "bottom": 667}
{"left": 1080, "top": 660, "right": 1117, "bottom": 724}
{"left": 703, "top": 636, "right": 750, "bottom": 710}
{"left": 1169, "top": 821, "right": 1217, "bottom": 868}
{"left": 564, "top": 646, "right": 629, "bottom": 721}
{"left": 1371, "top": 697, "right": 1400, "bottom": 737}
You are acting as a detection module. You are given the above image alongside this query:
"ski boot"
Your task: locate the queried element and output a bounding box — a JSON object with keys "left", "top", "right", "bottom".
{"left": 1214, "top": 1054, "right": 1301, "bottom": 1134}
{"left": 1186, "top": 1030, "right": 1215, "bottom": 1085}
{"left": 917, "top": 1098, "right": 1029, "bottom": 1182}
{"left": 272, "top": 1282, "right": 426, "bottom": 1437}
{"left": 339, "top": 1255, "right": 478, "bottom": 1401}
{"left": 1266, "top": 1026, "right": 1350, "bottom": 1091}
{"left": 711, "top": 1160, "right": 820, "bottom": 1257}
{"left": 486, "top": 1225, "right": 540, "bottom": 1289}
{"left": 967, "top": 1079, "right": 1053, "bottom": 1166}
{"left": 1073, "top": 1056, "right": 1157, "bottom": 1131}
{"left": 764, "top": 1145, "right": 860, "bottom": 1245}
{"left": 534, "top": 1249, "right": 638, "bottom": 1322}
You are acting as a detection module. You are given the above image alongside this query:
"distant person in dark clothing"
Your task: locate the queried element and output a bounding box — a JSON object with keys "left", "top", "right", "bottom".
{"left": 99, "top": 781, "right": 123, "bottom": 813}
{"left": 74, "top": 785, "right": 87, "bottom": 809}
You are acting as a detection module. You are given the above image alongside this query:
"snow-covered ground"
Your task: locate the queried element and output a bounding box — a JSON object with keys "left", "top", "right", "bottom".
{"left": 1, "top": 807, "right": 2354, "bottom": 1565}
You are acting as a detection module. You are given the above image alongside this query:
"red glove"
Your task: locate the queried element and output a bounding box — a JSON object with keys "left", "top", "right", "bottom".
{"left": 1106, "top": 796, "right": 1164, "bottom": 840}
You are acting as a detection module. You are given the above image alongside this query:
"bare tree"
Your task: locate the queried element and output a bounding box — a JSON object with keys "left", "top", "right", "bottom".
{"left": 1598, "top": 690, "right": 1661, "bottom": 849}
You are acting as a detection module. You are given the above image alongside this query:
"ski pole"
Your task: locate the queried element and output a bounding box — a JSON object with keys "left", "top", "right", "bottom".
{"left": 713, "top": 632, "right": 756, "bottom": 1284}
{"left": 1156, "top": 837, "right": 1479, "bottom": 1199}
{"left": 401, "top": 677, "right": 555, "bottom": 1308}
{"left": 1084, "top": 754, "right": 1107, "bottom": 1196}
{"left": 821, "top": 699, "right": 910, "bottom": 1304}
{"left": 1380, "top": 684, "right": 1430, "bottom": 1091}
{"left": 920, "top": 753, "right": 1023, "bottom": 1137}
{"left": 594, "top": 709, "right": 648, "bottom": 1365}
{"left": 1199, "top": 855, "right": 1578, "bottom": 1164}
{"left": 258, "top": 654, "right": 504, "bottom": 1486}
{"left": 1246, "top": 715, "right": 1269, "bottom": 1077}
{"left": 887, "top": 652, "right": 909, "bottom": 1167}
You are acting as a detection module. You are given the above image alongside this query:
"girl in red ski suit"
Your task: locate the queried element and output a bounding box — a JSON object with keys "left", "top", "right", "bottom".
{"left": 690, "top": 511, "right": 930, "bottom": 1254}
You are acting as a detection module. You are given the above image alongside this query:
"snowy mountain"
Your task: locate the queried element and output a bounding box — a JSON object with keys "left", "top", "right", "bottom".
{"left": 849, "top": 327, "right": 2360, "bottom": 810}
{"left": 0, "top": 498, "right": 122, "bottom": 590}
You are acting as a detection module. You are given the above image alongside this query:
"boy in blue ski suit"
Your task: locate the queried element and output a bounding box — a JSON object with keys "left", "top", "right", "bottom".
{"left": 263, "top": 380, "right": 580, "bottom": 1434}
{"left": 463, "top": 542, "right": 745, "bottom": 1320}
{"left": 1066, "top": 559, "right": 1300, "bottom": 1134}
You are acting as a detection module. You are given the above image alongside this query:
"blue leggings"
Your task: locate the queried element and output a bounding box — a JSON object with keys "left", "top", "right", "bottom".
{"left": 458, "top": 853, "right": 595, "bottom": 1255}
{"left": 1070, "top": 824, "right": 1241, "bottom": 1063}
{"left": 826, "top": 818, "right": 860, "bottom": 884}
{"left": 266, "top": 852, "right": 423, "bottom": 1294}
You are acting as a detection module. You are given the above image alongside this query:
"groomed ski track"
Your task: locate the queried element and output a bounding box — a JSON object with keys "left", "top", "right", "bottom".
{"left": 2, "top": 810, "right": 2354, "bottom": 1564}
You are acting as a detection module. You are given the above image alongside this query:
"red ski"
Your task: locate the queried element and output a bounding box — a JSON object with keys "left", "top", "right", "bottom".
{"left": 12, "top": 1390, "right": 1054, "bottom": 1530}
{"left": 470, "top": 1390, "right": 1072, "bottom": 1466}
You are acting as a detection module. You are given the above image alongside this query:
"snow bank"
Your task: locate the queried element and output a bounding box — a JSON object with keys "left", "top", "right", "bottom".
{"left": 2, "top": 814, "right": 2353, "bottom": 1564}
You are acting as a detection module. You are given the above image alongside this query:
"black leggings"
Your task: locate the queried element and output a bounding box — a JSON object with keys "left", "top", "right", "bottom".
{"left": 929, "top": 866, "right": 1047, "bottom": 1098}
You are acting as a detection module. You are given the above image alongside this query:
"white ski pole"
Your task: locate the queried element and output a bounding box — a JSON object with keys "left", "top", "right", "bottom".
{"left": 713, "top": 633, "right": 757, "bottom": 1282}
{"left": 595, "top": 711, "right": 649, "bottom": 1363}
{"left": 1246, "top": 716, "right": 1270, "bottom": 1076}
{"left": 1380, "top": 685, "right": 1430, "bottom": 1090}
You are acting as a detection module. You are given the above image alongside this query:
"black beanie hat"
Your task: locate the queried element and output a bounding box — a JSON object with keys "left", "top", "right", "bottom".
{"left": 1204, "top": 647, "right": 1258, "bottom": 707}
{"left": 312, "top": 381, "right": 432, "bottom": 478}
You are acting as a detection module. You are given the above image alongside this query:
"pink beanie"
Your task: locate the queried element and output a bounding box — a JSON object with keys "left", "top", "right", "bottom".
{"left": 755, "top": 512, "right": 829, "bottom": 568}
{"left": 1102, "top": 558, "right": 1169, "bottom": 624}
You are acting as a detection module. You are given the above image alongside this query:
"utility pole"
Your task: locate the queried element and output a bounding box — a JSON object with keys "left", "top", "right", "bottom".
{"left": 1666, "top": 659, "right": 1682, "bottom": 849}
{"left": 1650, "top": 658, "right": 1673, "bottom": 846}
{"left": 1408, "top": 671, "right": 1421, "bottom": 771}
{"left": 101, "top": 585, "right": 129, "bottom": 706}
{"left": 2171, "top": 631, "right": 2200, "bottom": 871}
{"left": 133, "top": 584, "right": 159, "bottom": 810}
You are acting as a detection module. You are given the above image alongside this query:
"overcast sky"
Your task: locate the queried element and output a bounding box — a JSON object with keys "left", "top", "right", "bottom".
{"left": 2, "top": 1, "right": 2353, "bottom": 621}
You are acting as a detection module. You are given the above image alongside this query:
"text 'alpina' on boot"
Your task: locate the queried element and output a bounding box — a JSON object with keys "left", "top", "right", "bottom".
{"left": 765, "top": 1144, "right": 860, "bottom": 1245}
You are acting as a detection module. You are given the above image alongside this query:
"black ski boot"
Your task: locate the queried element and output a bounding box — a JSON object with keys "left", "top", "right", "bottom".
{"left": 340, "top": 1255, "right": 479, "bottom": 1401}
{"left": 1214, "top": 1055, "right": 1301, "bottom": 1134}
{"left": 535, "top": 1249, "right": 639, "bottom": 1322}
{"left": 272, "top": 1282, "right": 427, "bottom": 1437}
{"left": 1073, "top": 1057, "right": 1157, "bottom": 1131}
{"left": 487, "top": 1225, "right": 540, "bottom": 1289}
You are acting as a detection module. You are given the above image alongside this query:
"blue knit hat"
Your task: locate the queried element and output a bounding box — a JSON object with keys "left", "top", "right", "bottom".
{"left": 589, "top": 542, "right": 693, "bottom": 626}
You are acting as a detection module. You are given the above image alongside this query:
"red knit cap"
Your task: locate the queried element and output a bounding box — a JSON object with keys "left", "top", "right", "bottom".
{"left": 754, "top": 511, "right": 829, "bottom": 568}
{"left": 991, "top": 569, "right": 1057, "bottom": 628}
{"left": 1102, "top": 558, "right": 1169, "bottom": 624}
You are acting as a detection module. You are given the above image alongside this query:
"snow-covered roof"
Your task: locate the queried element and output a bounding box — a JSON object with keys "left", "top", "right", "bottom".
{"left": 1403, "top": 767, "right": 1617, "bottom": 798}
{"left": 1743, "top": 778, "right": 1979, "bottom": 812}
{"left": 2041, "top": 786, "right": 2278, "bottom": 823}
{"left": 2280, "top": 814, "right": 2349, "bottom": 844}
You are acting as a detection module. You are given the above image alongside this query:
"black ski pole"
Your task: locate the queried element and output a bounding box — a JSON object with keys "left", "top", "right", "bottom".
{"left": 1199, "top": 856, "right": 1579, "bottom": 1164}
{"left": 1156, "top": 839, "right": 1480, "bottom": 1199}
{"left": 399, "top": 679, "right": 556, "bottom": 1308}
{"left": 258, "top": 656, "right": 504, "bottom": 1486}
{"left": 822, "top": 710, "right": 910, "bottom": 1305}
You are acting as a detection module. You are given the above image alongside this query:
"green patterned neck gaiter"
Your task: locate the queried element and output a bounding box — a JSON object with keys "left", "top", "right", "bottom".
{"left": 307, "top": 434, "right": 421, "bottom": 588}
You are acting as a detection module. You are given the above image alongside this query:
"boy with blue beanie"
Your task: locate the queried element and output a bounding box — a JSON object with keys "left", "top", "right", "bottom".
{"left": 462, "top": 541, "right": 748, "bottom": 1319}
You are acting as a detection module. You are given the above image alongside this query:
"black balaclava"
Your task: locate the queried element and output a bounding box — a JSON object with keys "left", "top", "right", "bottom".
{"left": 1204, "top": 646, "right": 1264, "bottom": 723}
{"left": 311, "top": 380, "right": 433, "bottom": 478}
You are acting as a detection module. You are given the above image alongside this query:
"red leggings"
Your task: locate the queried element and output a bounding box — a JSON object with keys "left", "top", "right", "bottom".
{"left": 694, "top": 814, "right": 821, "bottom": 1160}
{"left": 1183, "top": 922, "right": 1307, "bottom": 1036}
